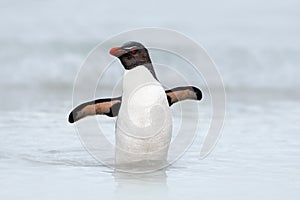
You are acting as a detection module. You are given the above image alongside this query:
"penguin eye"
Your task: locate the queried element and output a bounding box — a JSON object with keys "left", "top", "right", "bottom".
{"left": 131, "top": 50, "right": 137, "bottom": 55}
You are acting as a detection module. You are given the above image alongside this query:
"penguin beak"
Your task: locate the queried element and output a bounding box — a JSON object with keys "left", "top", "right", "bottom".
{"left": 109, "top": 47, "right": 126, "bottom": 57}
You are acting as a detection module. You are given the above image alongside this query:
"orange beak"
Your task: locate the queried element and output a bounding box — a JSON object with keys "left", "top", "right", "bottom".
{"left": 109, "top": 47, "right": 126, "bottom": 57}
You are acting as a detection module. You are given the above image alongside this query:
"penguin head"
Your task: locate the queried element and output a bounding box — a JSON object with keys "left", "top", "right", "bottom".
{"left": 109, "top": 41, "right": 152, "bottom": 70}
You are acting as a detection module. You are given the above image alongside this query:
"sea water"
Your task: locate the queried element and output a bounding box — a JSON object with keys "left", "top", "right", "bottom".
{"left": 1, "top": 0, "right": 300, "bottom": 199}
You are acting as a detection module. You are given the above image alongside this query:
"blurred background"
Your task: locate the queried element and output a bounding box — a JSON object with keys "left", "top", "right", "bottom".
{"left": 1, "top": 0, "right": 299, "bottom": 90}
{"left": 0, "top": 0, "right": 299, "bottom": 200}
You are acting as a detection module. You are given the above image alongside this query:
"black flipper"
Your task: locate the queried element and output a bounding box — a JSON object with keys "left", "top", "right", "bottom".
{"left": 68, "top": 86, "right": 202, "bottom": 123}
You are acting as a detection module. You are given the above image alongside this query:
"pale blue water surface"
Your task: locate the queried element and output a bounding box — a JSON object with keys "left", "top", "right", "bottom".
{"left": 0, "top": 0, "right": 300, "bottom": 199}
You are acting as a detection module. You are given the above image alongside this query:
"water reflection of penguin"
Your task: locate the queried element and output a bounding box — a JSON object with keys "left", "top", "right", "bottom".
{"left": 113, "top": 170, "right": 168, "bottom": 200}
{"left": 68, "top": 42, "right": 202, "bottom": 169}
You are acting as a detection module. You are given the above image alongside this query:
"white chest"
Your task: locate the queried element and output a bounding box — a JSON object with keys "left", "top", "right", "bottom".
{"left": 127, "top": 84, "right": 167, "bottom": 127}
{"left": 115, "top": 66, "right": 172, "bottom": 164}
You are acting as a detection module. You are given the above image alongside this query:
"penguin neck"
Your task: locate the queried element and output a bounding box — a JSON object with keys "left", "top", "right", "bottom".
{"left": 122, "top": 65, "right": 159, "bottom": 97}
{"left": 122, "top": 62, "right": 157, "bottom": 80}
{"left": 143, "top": 63, "right": 158, "bottom": 80}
